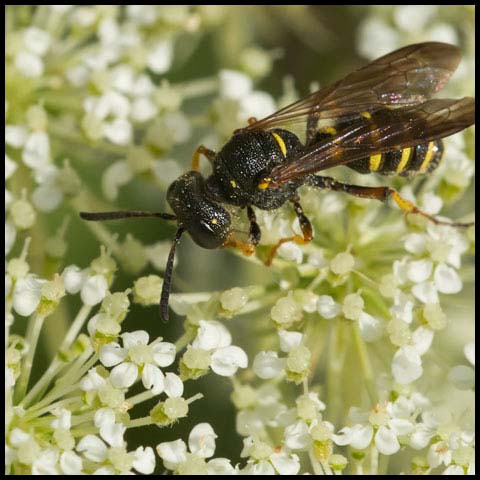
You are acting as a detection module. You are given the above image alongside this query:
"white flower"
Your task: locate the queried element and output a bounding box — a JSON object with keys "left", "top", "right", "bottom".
{"left": 411, "top": 326, "right": 434, "bottom": 355}
{"left": 317, "top": 295, "right": 342, "bottom": 319}
{"left": 59, "top": 451, "right": 83, "bottom": 475}
{"left": 448, "top": 342, "right": 475, "bottom": 390}
{"left": 219, "top": 70, "right": 253, "bottom": 100}
{"left": 99, "top": 330, "right": 178, "bottom": 395}
{"left": 240, "top": 437, "right": 300, "bottom": 475}
{"left": 132, "top": 446, "right": 155, "bottom": 475}
{"left": 211, "top": 346, "right": 248, "bottom": 376}
{"left": 22, "top": 131, "right": 50, "bottom": 169}
{"left": 23, "top": 27, "right": 51, "bottom": 56}
{"left": 434, "top": 263, "right": 462, "bottom": 294}
{"left": 390, "top": 292, "right": 414, "bottom": 324}
{"left": 193, "top": 320, "right": 231, "bottom": 351}
{"left": 12, "top": 274, "right": 46, "bottom": 316}
{"left": 5, "top": 125, "right": 28, "bottom": 148}
{"left": 61, "top": 265, "right": 86, "bottom": 294}
{"left": 411, "top": 281, "right": 439, "bottom": 304}
{"left": 333, "top": 400, "right": 414, "bottom": 456}
{"left": 157, "top": 423, "right": 228, "bottom": 474}
{"left": 358, "top": 312, "right": 384, "bottom": 342}
{"left": 80, "top": 274, "right": 108, "bottom": 306}
{"left": 406, "top": 258, "right": 433, "bottom": 283}
{"left": 191, "top": 320, "right": 248, "bottom": 377}
{"left": 277, "top": 241, "right": 303, "bottom": 264}
{"left": 253, "top": 351, "right": 286, "bottom": 379}
{"left": 147, "top": 40, "right": 173, "bottom": 74}
{"left": 102, "top": 160, "right": 134, "bottom": 201}
{"left": 392, "top": 345, "right": 423, "bottom": 384}
{"left": 278, "top": 330, "right": 303, "bottom": 353}
{"left": 284, "top": 420, "right": 312, "bottom": 450}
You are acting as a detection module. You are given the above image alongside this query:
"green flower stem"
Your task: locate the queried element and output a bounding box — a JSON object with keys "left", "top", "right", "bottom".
{"left": 177, "top": 77, "right": 219, "bottom": 99}
{"left": 326, "top": 322, "right": 348, "bottom": 422}
{"left": 71, "top": 425, "right": 98, "bottom": 438}
{"left": 352, "top": 323, "right": 377, "bottom": 405}
{"left": 61, "top": 304, "right": 93, "bottom": 350}
{"left": 71, "top": 411, "right": 96, "bottom": 427}
{"left": 187, "top": 393, "right": 204, "bottom": 404}
{"left": 127, "top": 390, "right": 155, "bottom": 406}
{"left": 370, "top": 445, "right": 379, "bottom": 475}
{"left": 24, "top": 396, "right": 82, "bottom": 421}
{"left": 29, "top": 383, "right": 80, "bottom": 414}
{"left": 175, "top": 329, "right": 196, "bottom": 352}
{"left": 125, "top": 416, "right": 153, "bottom": 429}
{"left": 49, "top": 120, "right": 126, "bottom": 156}
{"left": 22, "top": 304, "right": 92, "bottom": 407}
{"left": 14, "top": 313, "right": 47, "bottom": 404}
{"left": 59, "top": 350, "right": 98, "bottom": 388}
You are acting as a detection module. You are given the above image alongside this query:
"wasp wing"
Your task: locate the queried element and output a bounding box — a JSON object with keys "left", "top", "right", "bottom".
{"left": 268, "top": 97, "right": 474, "bottom": 186}
{"left": 244, "top": 42, "right": 461, "bottom": 132}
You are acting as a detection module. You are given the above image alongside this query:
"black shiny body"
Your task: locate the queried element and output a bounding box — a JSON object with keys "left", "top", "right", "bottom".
{"left": 206, "top": 129, "right": 304, "bottom": 209}
{"left": 167, "top": 128, "right": 305, "bottom": 249}
{"left": 167, "top": 171, "right": 231, "bottom": 249}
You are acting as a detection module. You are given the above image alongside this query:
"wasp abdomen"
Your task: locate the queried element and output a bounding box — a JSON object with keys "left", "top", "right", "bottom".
{"left": 347, "top": 140, "right": 444, "bottom": 177}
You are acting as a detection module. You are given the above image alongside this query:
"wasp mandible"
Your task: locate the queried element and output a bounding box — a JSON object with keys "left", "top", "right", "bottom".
{"left": 81, "top": 42, "right": 475, "bottom": 322}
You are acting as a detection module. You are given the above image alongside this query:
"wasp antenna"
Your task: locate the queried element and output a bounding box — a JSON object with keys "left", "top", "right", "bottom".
{"left": 160, "top": 227, "right": 185, "bottom": 323}
{"left": 80, "top": 211, "right": 177, "bottom": 221}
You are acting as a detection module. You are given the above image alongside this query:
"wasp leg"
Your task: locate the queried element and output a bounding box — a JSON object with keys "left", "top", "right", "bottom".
{"left": 191, "top": 145, "right": 216, "bottom": 171}
{"left": 247, "top": 205, "right": 261, "bottom": 246}
{"left": 265, "top": 198, "right": 313, "bottom": 266}
{"left": 308, "top": 175, "right": 474, "bottom": 228}
{"left": 223, "top": 234, "right": 256, "bottom": 256}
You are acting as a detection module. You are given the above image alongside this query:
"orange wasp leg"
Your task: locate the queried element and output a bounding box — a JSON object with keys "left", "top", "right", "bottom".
{"left": 265, "top": 198, "right": 313, "bottom": 266}
{"left": 191, "top": 145, "right": 216, "bottom": 171}
{"left": 308, "top": 175, "right": 474, "bottom": 228}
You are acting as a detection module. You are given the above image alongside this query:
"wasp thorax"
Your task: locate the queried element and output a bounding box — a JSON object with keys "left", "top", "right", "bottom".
{"left": 167, "top": 171, "right": 231, "bottom": 249}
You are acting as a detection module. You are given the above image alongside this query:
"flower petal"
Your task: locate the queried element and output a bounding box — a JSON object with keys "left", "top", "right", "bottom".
{"left": 392, "top": 346, "right": 423, "bottom": 384}
{"left": 152, "top": 341, "right": 176, "bottom": 367}
{"left": 188, "top": 423, "right": 217, "bottom": 459}
{"left": 211, "top": 346, "right": 248, "bottom": 376}
{"left": 99, "top": 342, "right": 127, "bottom": 367}
{"left": 109, "top": 362, "right": 138, "bottom": 388}
{"left": 132, "top": 446, "right": 155, "bottom": 474}
{"left": 142, "top": 363, "right": 165, "bottom": 394}
{"left": 375, "top": 426, "right": 400, "bottom": 455}
{"left": 164, "top": 372, "right": 184, "bottom": 398}
{"left": 253, "top": 351, "right": 285, "bottom": 379}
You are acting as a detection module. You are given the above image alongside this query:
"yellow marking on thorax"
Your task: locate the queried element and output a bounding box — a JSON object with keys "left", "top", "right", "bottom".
{"left": 230, "top": 180, "right": 237, "bottom": 188}
{"left": 258, "top": 177, "right": 271, "bottom": 190}
{"left": 211, "top": 218, "right": 218, "bottom": 225}
{"left": 419, "top": 142, "right": 435, "bottom": 173}
{"left": 272, "top": 132, "right": 287, "bottom": 157}
{"left": 320, "top": 126, "right": 337, "bottom": 136}
{"left": 361, "top": 111, "right": 372, "bottom": 120}
{"left": 369, "top": 153, "right": 382, "bottom": 171}
{"left": 396, "top": 147, "right": 412, "bottom": 173}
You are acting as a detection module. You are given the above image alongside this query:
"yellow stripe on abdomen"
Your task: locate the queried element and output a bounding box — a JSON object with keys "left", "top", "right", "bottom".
{"left": 271, "top": 132, "right": 287, "bottom": 157}
{"left": 369, "top": 153, "right": 382, "bottom": 171}
{"left": 396, "top": 147, "right": 412, "bottom": 173}
{"left": 419, "top": 142, "right": 435, "bottom": 173}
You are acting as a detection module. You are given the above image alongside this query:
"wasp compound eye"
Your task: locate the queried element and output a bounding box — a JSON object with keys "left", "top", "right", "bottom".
{"left": 167, "top": 171, "right": 232, "bottom": 249}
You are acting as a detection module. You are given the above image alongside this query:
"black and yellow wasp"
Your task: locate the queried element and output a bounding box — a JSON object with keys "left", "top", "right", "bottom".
{"left": 81, "top": 42, "right": 475, "bottom": 321}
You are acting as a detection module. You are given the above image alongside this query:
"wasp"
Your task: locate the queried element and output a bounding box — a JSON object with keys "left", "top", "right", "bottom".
{"left": 80, "top": 42, "right": 475, "bottom": 322}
